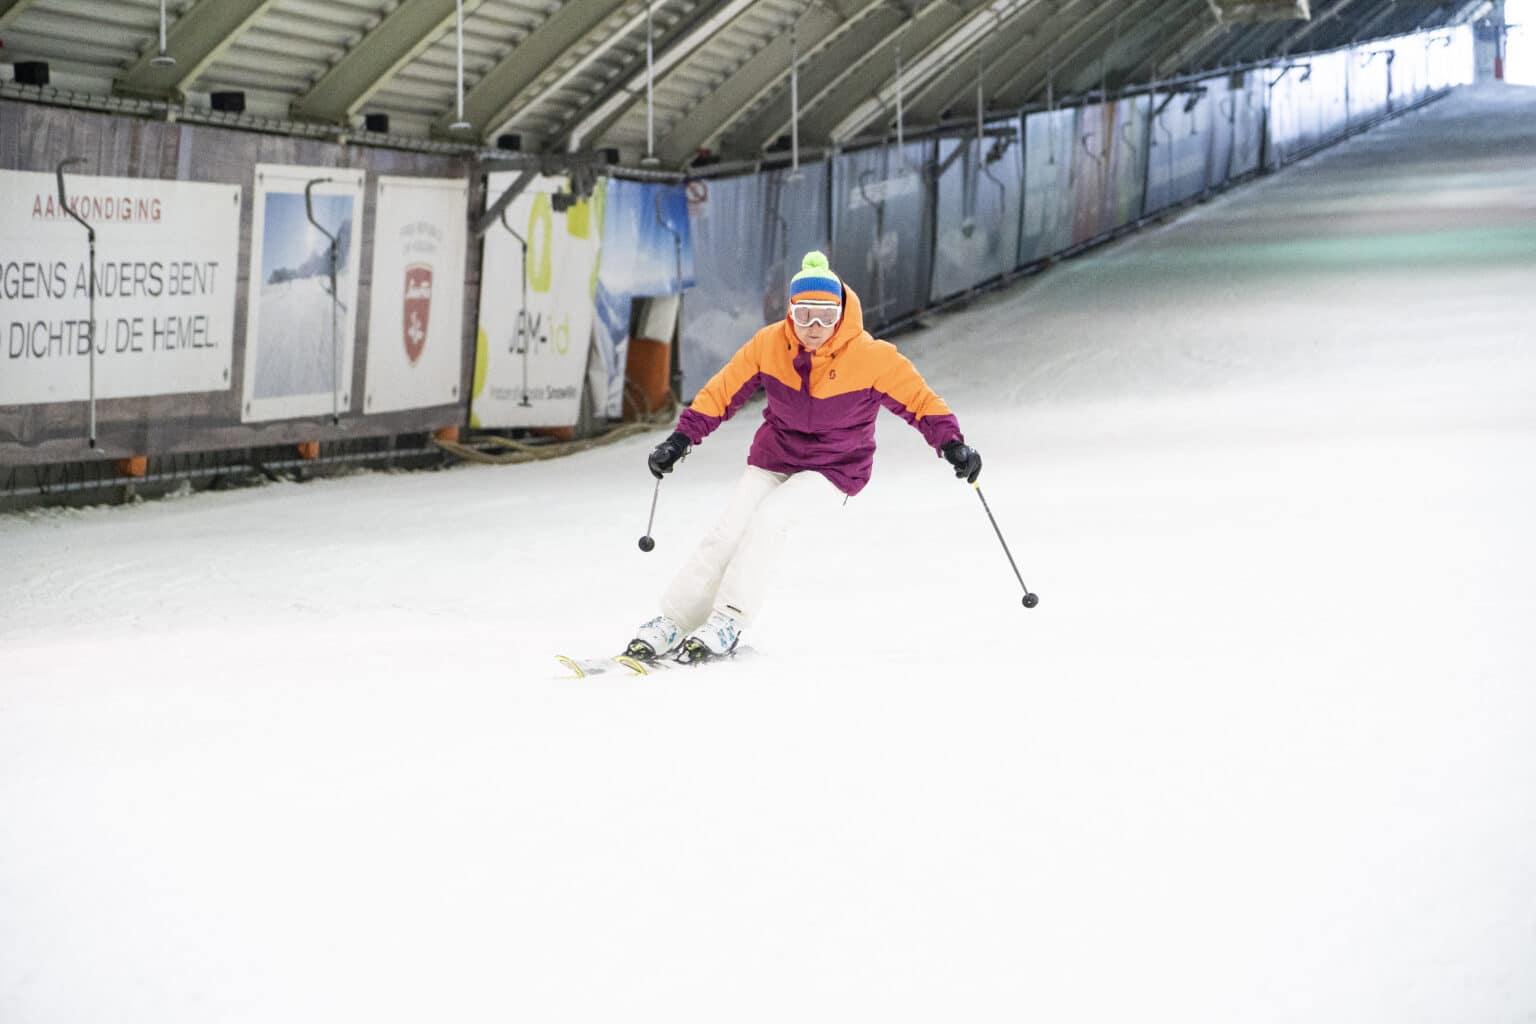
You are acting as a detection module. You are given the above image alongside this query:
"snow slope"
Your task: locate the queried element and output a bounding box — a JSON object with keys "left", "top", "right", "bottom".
{"left": 3, "top": 85, "right": 1535, "bottom": 1023}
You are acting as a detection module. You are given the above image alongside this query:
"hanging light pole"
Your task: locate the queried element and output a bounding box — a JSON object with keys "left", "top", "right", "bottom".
{"left": 789, "top": 19, "right": 800, "bottom": 174}
{"left": 150, "top": 0, "right": 176, "bottom": 67}
{"left": 642, "top": 2, "right": 659, "bottom": 164}
{"left": 449, "top": 0, "right": 471, "bottom": 131}
{"left": 976, "top": 34, "right": 985, "bottom": 144}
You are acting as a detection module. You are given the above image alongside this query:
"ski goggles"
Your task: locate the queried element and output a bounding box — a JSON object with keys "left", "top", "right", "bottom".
{"left": 789, "top": 302, "right": 841, "bottom": 328}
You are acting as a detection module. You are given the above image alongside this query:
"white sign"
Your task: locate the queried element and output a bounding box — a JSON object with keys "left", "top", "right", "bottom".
{"left": 0, "top": 170, "right": 241, "bottom": 406}
{"left": 241, "top": 164, "right": 366, "bottom": 423}
{"left": 472, "top": 172, "right": 599, "bottom": 429}
{"left": 363, "top": 176, "right": 468, "bottom": 415}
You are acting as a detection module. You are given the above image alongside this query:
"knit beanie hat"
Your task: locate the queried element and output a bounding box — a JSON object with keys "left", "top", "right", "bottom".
{"left": 788, "top": 251, "right": 843, "bottom": 306}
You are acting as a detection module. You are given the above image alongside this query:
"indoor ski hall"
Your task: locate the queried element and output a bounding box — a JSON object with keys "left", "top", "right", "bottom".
{"left": 3, "top": 2, "right": 1533, "bottom": 1021}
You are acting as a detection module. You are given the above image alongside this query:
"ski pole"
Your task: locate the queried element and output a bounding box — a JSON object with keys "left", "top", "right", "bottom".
{"left": 973, "top": 483, "right": 1039, "bottom": 608}
{"left": 638, "top": 476, "right": 661, "bottom": 551}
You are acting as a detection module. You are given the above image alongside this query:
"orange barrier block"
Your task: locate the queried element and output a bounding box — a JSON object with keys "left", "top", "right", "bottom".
{"left": 624, "top": 336, "right": 672, "bottom": 420}
{"left": 434, "top": 426, "right": 461, "bottom": 443}
{"left": 116, "top": 455, "right": 148, "bottom": 478}
{"left": 534, "top": 426, "right": 575, "bottom": 442}
{"left": 297, "top": 441, "right": 321, "bottom": 461}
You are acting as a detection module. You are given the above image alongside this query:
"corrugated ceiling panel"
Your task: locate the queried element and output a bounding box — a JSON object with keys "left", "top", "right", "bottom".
{"left": 369, "top": 0, "right": 555, "bottom": 122}
{"left": 193, "top": 0, "right": 385, "bottom": 98}
{"left": 601, "top": 0, "right": 797, "bottom": 154}
{"left": 2, "top": 0, "right": 160, "bottom": 83}
{"left": 0, "top": 0, "right": 1466, "bottom": 152}
{"left": 493, "top": 4, "right": 661, "bottom": 137}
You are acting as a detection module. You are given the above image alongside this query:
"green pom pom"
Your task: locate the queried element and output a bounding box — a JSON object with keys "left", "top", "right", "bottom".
{"left": 801, "top": 250, "right": 830, "bottom": 271}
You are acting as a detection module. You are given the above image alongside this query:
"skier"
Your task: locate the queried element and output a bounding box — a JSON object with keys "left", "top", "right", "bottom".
{"left": 629, "top": 251, "right": 982, "bottom": 664}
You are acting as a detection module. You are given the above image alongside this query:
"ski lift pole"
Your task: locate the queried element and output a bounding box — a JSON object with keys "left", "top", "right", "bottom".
{"left": 304, "top": 178, "right": 342, "bottom": 425}
{"left": 498, "top": 207, "right": 531, "bottom": 406}
{"left": 56, "top": 157, "right": 98, "bottom": 448}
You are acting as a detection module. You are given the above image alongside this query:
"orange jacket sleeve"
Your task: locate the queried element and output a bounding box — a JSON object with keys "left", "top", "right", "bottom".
{"left": 676, "top": 330, "right": 768, "bottom": 444}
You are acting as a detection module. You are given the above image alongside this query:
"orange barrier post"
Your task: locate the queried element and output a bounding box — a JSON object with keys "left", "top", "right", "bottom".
{"left": 115, "top": 455, "right": 148, "bottom": 478}
{"left": 297, "top": 441, "right": 320, "bottom": 460}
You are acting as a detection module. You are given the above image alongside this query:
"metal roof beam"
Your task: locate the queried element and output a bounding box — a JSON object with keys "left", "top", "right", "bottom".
{"left": 1147, "top": 0, "right": 1241, "bottom": 77}
{"left": 291, "top": 0, "right": 486, "bottom": 125}
{"left": 900, "top": 1, "right": 1058, "bottom": 124}
{"left": 1154, "top": 6, "right": 1237, "bottom": 74}
{"left": 436, "top": 0, "right": 631, "bottom": 138}
{"left": 1343, "top": 0, "right": 1407, "bottom": 42}
{"left": 562, "top": 0, "right": 763, "bottom": 153}
{"left": 1073, "top": 0, "right": 1200, "bottom": 91}
{"left": 656, "top": 2, "right": 848, "bottom": 163}
{"left": 0, "top": 0, "right": 40, "bottom": 32}
{"left": 1275, "top": 0, "right": 1364, "bottom": 51}
{"left": 825, "top": 2, "right": 1051, "bottom": 143}
{"left": 787, "top": 0, "right": 977, "bottom": 147}
{"left": 114, "top": 0, "right": 280, "bottom": 100}
{"left": 718, "top": 0, "right": 914, "bottom": 154}
{"left": 987, "top": 0, "right": 1127, "bottom": 104}
{"left": 990, "top": 0, "right": 1162, "bottom": 106}
{"left": 1179, "top": 16, "right": 1278, "bottom": 67}
{"left": 1079, "top": 0, "right": 1214, "bottom": 90}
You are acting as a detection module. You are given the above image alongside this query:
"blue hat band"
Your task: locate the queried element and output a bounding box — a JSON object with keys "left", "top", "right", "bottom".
{"left": 789, "top": 274, "right": 842, "bottom": 299}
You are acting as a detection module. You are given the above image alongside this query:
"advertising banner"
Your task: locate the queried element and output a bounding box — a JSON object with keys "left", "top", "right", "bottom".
{"left": 362, "top": 175, "right": 468, "bottom": 415}
{"left": 831, "top": 141, "right": 934, "bottom": 325}
{"left": 931, "top": 121, "right": 1023, "bottom": 301}
{"left": 1020, "top": 108, "right": 1075, "bottom": 263}
{"left": 681, "top": 163, "right": 830, "bottom": 400}
{"left": 594, "top": 179, "right": 694, "bottom": 417}
{"left": 1107, "top": 96, "right": 1150, "bottom": 232}
{"left": 1349, "top": 46, "right": 1392, "bottom": 129}
{"left": 682, "top": 171, "right": 770, "bottom": 401}
{"left": 241, "top": 164, "right": 366, "bottom": 423}
{"left": 1069, "top": 103, "right": 1112, "bottom": 246}
{"left": 1228, "top": 72, "right": 1267, "bottom": 180}
{"left": 472, "top": 172, "right": 600, "bottom": 428}
{"left": 1203, "top": 76, "right": 1235, "bottom": 190}
{"left": 1, "top": 169, "right": 240, "bottom": 406}
{"left": 1069, "top": 100, "right": 1148, "bottom": 244}
{"left": 1144, "top": 92, "right": 1211, "bottom": 214}
{"left": 1392, "top": 37, "right": 1429, "bottom": 107}
{"left": 1426, "top": 29, "right": 1470, "bottom": 90}
{"left": 1309, "top": 50, "right": 1347, "bottom": 145}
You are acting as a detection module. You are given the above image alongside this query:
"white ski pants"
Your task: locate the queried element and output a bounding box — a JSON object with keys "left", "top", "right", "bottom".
{"left": 661, "top": 466, "right": 843, "bottom": 630}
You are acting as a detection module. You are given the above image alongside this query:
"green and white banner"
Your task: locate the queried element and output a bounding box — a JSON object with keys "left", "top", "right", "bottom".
{"left": 472, "top": 172, "right": 599, "bottom": 429}
{"left": 363, "top": 175, "right": 469, "bottom": 415}
{"left": 0, "top": 169, "right": 240, "bottom": 406}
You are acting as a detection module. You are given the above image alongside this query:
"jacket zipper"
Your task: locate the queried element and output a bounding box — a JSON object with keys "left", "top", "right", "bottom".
{"left": 797, "top": 347, "right": 813, "bottom": 431}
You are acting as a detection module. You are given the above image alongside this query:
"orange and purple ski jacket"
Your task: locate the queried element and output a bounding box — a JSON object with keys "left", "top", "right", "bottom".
{"left": 676, "top": 285, "right": 963, "bottom": 496}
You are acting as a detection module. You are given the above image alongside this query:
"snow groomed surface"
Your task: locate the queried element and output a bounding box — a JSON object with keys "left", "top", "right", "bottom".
{"left": 3, "top": 85, "right": 1535, "bottom": 1023}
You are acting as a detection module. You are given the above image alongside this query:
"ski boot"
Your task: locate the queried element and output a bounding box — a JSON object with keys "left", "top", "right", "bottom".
{"left": 675, "top": 609, "right": 741, "bottom": 665}
{"left": 625, "top": 615, "right": 683, "bottom": 662}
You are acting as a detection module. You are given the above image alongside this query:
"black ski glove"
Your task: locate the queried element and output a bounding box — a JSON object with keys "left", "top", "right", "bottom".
{"left": 942, "top": 440, "right": 982, "bottom": 484}
{"left": 648, "top": 431, "right": 692, "bottom": 479}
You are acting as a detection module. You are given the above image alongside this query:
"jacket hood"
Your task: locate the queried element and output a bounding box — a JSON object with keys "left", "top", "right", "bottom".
{"left": 784, "top": 283, "right": 868, "bottom": 356}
